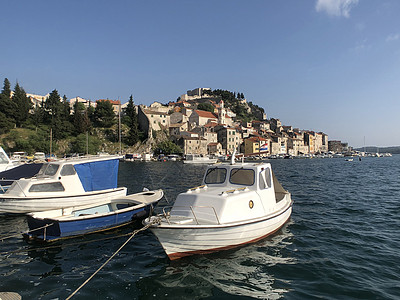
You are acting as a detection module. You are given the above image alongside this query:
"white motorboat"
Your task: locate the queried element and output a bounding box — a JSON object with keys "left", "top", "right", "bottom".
{"left": 145, "top": 157, "right": 293, "bottom": 260}
{"left": 0, "top": 155, "right": 127, "bottom": 214}
{"left": 183, "top": 154, "right": 218, "bottom": 164}
{"left": 0, "top": 147, "right": 21, "bottom": 173}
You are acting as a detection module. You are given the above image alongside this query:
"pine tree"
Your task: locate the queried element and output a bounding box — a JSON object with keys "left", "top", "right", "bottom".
{"left": 45, "top": 89, "right": 66, "bottom": 139}
{"left": 12, "top": 83, "right": 31, "bottom": 127}
{"left": 31, "top": 99, "right": 45, "bottom": 130}
{"left": 94, "top": 100, "right": 115, "bottom": 128}
{"left": 73, "top": 100, "right": 91, "bottom": 135}
{"left": 1, "top": 78, "right": 11, "bottom": 98}
{"left": 0, "top": 78, "right": 17, "bottom": 129}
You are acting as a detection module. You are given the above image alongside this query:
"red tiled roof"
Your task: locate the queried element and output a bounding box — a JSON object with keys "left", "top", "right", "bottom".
{"left": 195, "top": 110, "right": 218, "bottom": 119}
{"left": 97, "top": 99, "right": 120, "bottom": 105}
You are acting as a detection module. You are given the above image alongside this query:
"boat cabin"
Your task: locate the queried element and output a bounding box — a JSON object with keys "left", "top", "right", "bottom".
{"left": 170, "top": 162, "right": 290, "bottom": 224}
{"left": 4, "top": 155, "right": 121, "bottom": 197}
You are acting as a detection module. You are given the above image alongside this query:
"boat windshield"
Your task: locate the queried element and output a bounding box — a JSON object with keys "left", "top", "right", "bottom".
{"left": 204, "top": 167, "right": 227, "bottom": 184}
{"left": 0, "top": 152, "right": 9, "bottom": 164}
{"left": 230, "top": 168, "right": 255, "bottom": 186}
{"left": 36, "top": 163, "right": 60, "bottom": 177}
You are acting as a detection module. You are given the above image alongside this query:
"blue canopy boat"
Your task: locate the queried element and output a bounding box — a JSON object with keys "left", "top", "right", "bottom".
{"left": 24, "top": 189, "right": 163, "bottom": 241}
{"left": 0, "top": 155, "right": 127, "bottom": 214}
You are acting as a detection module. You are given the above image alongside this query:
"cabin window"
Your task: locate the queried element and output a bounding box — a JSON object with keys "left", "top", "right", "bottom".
{"left": 230, "top": 168, "right": 255, "bottom": 186}
{"left": 29, "top": 182, "right": 65, "bottom": 192}
{"left": 60, "top": 164, "right": 76, "bottom": 176}
{"left": 36, "top": 163, "right": 59, "bottom": 177}
{"left": 204, "top": 167, "right": 227, "bottom": 184}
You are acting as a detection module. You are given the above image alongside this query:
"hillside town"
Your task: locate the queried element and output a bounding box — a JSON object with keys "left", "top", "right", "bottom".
{"left": 135, "top": 88, "right": 339, "bottom": 158}
{"left": 65, "top": 88, "right": 347, "bottom": 157}
{"left": 5, "top": 86, "right": 353, "bottom": 158}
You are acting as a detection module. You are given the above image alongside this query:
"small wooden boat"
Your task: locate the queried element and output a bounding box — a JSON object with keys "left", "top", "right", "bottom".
{"left": 24, "top": 189, "right": 163, "bottom": 241}
{"left": 144, "top": 154, "right": 292, "bottom": 260}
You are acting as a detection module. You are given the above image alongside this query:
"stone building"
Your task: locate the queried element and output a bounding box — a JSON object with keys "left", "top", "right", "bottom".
{"left": 178, "top": 137, "right": 208, "bottom": 155}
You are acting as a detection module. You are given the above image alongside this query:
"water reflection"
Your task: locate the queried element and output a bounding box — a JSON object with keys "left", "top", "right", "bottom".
{"left": 151, "top": 223, "right": 294, "bottom": 299}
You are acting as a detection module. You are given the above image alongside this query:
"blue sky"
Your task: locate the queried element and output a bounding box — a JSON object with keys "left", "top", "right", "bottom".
{"left": 1, "top": 0, "right": 399, "bottom": 148}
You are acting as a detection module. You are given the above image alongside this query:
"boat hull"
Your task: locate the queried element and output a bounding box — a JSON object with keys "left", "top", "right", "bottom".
{"left": 24, "top": 189, "right": 164, "bottom": 241}
{"left": 148, "top": 204, "right": 292, "bottom": 260}
{"left": 0, "top": 187, "right": 127, "bottom": 214}
{"left": 25, "top": 204, "right": 151, "bottom": 241}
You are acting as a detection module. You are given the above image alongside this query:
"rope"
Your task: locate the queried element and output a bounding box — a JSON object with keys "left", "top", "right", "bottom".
{"left": 0, "top": 223, "right": 54, "bottom": 242}
{"left": 0, "top": 230, "right": 134, "bottom": 257}
{"left": 65, "top": 218, "right": 159, "bottom": 300}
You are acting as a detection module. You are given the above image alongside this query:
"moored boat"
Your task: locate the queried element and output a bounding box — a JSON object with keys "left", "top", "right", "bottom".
{"left": 24, "top": 189, "right": 164, "bottom": 241}
{"left": 0, "top": 155, "right": 127, "bottom": 214}
{"left": 144, "top": 157, "right": 293, "bottom": 259}
{"left": 0, "top": 147, "right": 22, "bottom": 173}
{"left": 183, "top": 154, "right": 218, "bottom": 164}
{"left": 0, "top": 163, "right": 43, "bottom": 193}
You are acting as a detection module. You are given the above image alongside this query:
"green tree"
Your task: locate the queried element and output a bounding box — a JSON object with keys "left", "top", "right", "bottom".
{"left": 73, "top": 101, "right": 91, "bottom": 135}
{"left": 45, "top": 89, "right": 69, "bottom": 139}
{"left": 1, "top": 78, "right": 11, "bottom": 98}
{"left": 153, "top": 140, "right": 183, "bottom": 155}
{"left": 12, "top": 83, "right": 31, "bottom": 127}
{"left": 197, "top": 102, "right": 214, "bottom": 112}
{"left": 30, "top": 99, "right": 46, "bottom": 129}
{"left": 94, "top": 100, "right": 115, "bottom": 128}
{"left": 0, "top": 78, "right": 16, "bottom": 132}
{"left": 71, "top": 133, "right": 102, "bottom": 154}
{"left": 123, "top": 95, "right": 140, "bottom": 146}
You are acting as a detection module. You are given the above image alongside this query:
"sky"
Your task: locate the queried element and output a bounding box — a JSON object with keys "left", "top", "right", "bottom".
{"left": 1, "top": 0, "right": 400, "bottom": 148}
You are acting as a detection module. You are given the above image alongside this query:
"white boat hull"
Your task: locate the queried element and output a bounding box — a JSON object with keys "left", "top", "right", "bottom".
{"left": 183, "top": 159, "right": 218, "bottom": 164}
{"left": 0, "top": 187, "right": 127, "bottom": 214}
{"left": 148, "top": 204, "right": 292, "bottom": 260}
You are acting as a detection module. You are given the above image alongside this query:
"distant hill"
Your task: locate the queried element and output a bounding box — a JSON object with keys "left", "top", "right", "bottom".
{"left": 354, "top": 146, "right": 400, "bottom": 154}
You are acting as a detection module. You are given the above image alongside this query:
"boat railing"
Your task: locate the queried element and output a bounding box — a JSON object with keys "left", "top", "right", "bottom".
{"left": 186, "top": 185, "right": 207, "bottom": 193}
{"left": 162, "top": 205, "right": 220, "bottom": 225}
{"left": 220, "top": 186, "right": 249, "bottom": 196}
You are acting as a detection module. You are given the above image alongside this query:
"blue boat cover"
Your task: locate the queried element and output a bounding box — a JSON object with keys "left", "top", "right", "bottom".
{"left": 74, "top": 159, "right": 119, "bottom": 192}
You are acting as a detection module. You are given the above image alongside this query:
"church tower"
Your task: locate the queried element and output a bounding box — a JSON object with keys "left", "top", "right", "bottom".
{"left": 218, "top": 100, "right": 226, "bottom": 125}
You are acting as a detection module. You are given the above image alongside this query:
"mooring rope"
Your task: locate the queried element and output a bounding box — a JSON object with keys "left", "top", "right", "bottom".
{"left": 65, "top": 218, "right": 159, "bottom": 300}
{"left": 0, "top": 223, "right": 54, "bottom": 242}
{"left": 0, "top": 230, "right": 135, "bottom": 257}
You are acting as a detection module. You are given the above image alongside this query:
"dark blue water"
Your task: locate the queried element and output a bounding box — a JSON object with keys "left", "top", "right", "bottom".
{"left": 1, "top": 156, "right": 399, "bottom": 299}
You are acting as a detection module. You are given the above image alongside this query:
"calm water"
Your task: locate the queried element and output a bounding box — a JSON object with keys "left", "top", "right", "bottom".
{"left": 1, "top": 156, "right": 399, "bottom": 299}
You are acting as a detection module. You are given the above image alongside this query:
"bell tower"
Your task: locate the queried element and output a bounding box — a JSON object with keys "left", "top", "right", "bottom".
{"left": 218, "top": 100, "right": 226, "bottom": 125}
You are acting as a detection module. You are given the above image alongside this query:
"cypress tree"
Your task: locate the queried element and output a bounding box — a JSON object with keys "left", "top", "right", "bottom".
{"left": 124, "top": 95, "right": 139, "bottom": 146}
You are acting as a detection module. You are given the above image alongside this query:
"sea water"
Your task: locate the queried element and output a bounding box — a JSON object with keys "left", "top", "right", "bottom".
{"left": 0, "top": 156, "right": 399, "bottom": 299}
